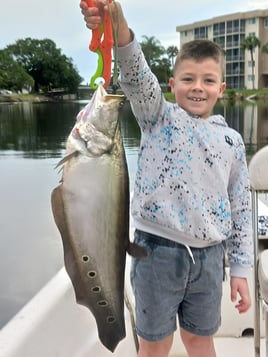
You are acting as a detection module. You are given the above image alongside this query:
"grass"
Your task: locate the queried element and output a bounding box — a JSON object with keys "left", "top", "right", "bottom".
{"left": 164, "top": 88, "right": 268, "bottom": 102}
{"left": 0, "top": 93, "right": 51, "bottom": 102}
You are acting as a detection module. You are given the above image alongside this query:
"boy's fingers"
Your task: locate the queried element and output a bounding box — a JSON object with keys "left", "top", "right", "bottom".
{"left": 80, "top": 1, "right": 87, "bottom": 10}
{"left": 235, "top": 297, "right": 251, "bottom": 313}
{"left": 230, "top": 278, "right": 251, "bottom": 313}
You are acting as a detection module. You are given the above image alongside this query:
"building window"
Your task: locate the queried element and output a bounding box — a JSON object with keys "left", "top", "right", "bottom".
{"left": 233, "top": 20, "right": 239, "bottom": 32}
{"left": 226, "top": 48, "right": 244, "bottom": 61}
{"left": 214, "top": 36, "right": 225, "bottom": 48}
{"left": 264, "top": 18, "right": 268, "bottom": 28}
{"left": 248, "top": 60, "right": 255, "bottom": 67}
{"left": 213, "top": 22, "right": 225, "bottom": 36}
{"left": 248, "top": 74, "right": 255, "bottom": 82}
{"left": 248, "top": 18, "right": 256, "bottom": 25}
{"left": 240, "top": 19, "right": 245, "bottom": 33}
{"left": 227, "top": 19, "right": 241, "bottom": 34}
{"left": 194, "top": 26, "right": 208, "bottom": 39}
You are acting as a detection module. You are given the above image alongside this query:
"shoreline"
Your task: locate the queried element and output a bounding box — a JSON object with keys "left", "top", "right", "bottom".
{"left": 1, "top": 88, "right": 268, "bottom": 103}
{"left": 0, "top": 94, "right": 55, "bottom": 103}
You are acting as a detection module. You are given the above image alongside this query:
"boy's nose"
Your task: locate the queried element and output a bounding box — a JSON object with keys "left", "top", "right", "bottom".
{"left": 192, "top": 79, "right": 203, "bottom": 91}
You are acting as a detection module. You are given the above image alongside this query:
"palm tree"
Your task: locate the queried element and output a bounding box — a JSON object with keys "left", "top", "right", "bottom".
{"left": 166, "top": 45, "right": 179, "bottom": 68}
{"left": 241, "top": 34, "right": 261, "bottom": 89}
{"left": 151, "top": 57, "right": 172, "bottom": 83}
{"left": 140, "top": 35, "right": 165, "bottom": 67}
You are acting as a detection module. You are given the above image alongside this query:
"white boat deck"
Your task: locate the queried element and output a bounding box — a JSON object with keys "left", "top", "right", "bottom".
{"left": 0, "top": 262, "right": 266, "bottom": 357}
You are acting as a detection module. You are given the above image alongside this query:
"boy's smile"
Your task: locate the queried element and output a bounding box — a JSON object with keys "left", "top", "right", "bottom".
{"left": 169, "top": 58, "right": 226, "bottom": 119}
{"left": 188, "top": 97, "right": 206, "bottom": 101}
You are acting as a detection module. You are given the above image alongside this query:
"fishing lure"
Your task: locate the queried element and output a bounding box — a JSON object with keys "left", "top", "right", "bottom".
{"left": 85, "top": 0, "right": 114, "bottom": 89}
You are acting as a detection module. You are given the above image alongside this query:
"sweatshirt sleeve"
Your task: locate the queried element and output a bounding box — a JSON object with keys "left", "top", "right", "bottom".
{"left": 117, "top": 31, "right": 165, "bottom": 132}
{"left": 227, "top": 135, "right": 253, "bottom": 278}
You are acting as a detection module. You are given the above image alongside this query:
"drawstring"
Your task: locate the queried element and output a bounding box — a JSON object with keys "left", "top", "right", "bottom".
{"left": 185, "top": 245, "right": 196, "bottom": 264}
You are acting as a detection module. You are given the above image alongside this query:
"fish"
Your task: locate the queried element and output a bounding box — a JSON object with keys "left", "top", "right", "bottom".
{"left": 51, "top": 83, "right": 146, "bottom": 352}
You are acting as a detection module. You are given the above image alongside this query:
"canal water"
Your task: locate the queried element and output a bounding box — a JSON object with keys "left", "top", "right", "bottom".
{"left": 0, "top": 98, "right": 267, "bottom": 329}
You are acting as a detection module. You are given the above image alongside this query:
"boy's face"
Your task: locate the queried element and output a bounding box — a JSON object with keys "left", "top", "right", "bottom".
{"left": 169, "top": 58, "right": 226, "bottom": 119}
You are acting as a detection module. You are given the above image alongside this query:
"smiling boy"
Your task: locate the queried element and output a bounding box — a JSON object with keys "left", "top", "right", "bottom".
{"left": 80, "top": 2, "right": 253, "bottom": 357}
{"left": 169, "top": 40, "right": 226, "bottom": 119}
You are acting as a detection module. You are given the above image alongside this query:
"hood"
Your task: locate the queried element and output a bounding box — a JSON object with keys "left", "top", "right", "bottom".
{"left": 207, "top": 114, "right": 228, "bottom": 127}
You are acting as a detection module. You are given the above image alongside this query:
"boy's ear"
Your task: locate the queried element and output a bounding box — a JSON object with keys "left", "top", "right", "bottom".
{"left": 218, "top": 82, "right": 226, "bottom": 98}
{"left": 169, "top": 77, "right": 175, "bottom": 93}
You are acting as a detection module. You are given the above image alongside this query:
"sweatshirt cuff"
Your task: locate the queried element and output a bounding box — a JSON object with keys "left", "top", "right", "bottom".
{"left": 229, "top": 264, "right": 252, "bottom": 278}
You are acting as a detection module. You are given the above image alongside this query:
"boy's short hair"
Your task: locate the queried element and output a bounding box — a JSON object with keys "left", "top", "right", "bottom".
{"left": 174, "top": 39, "right": 225, "bottom": 79}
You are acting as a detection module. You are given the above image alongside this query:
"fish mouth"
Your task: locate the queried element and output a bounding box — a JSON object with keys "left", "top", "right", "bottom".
{"left": 188, "top": 96, "right": 207, "bottom": 102}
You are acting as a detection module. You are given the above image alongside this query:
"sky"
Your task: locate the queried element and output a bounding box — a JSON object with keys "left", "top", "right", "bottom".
{"left": 1, "top": 0, "right": 268, "bottom": 84}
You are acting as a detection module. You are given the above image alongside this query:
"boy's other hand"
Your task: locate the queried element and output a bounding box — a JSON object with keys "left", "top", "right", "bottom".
{"left": 230, "top": 277, "right": 251, "bottom": 313}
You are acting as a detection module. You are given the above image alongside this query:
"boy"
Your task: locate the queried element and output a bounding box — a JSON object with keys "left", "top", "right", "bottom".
{"left": 80, "top": 2, "right": 253, "bottom": 357}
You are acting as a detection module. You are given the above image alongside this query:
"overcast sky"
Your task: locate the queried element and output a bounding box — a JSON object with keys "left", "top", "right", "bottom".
{"left": 1, "top": 0, "right": 268, "bottom": 84}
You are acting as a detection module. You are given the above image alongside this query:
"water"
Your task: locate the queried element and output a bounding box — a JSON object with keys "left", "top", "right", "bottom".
{"left": 0, "top": 99, "right": 267, "bottom": 329}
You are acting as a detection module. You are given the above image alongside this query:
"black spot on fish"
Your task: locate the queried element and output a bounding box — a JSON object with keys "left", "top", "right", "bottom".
{"left": 87, "top": 271, "right": 97, "bottom": 278}
{"left": 91, "top": 286, "right": 101, "bottom": 293}
{"left": 98, "top": 300, "right": 108, "bottom": 307}
{"left": 82, "top": 255, "right": 90, "bottom": 263}
{"left": 107, "top": 316, "right": 116, "bottom": 324}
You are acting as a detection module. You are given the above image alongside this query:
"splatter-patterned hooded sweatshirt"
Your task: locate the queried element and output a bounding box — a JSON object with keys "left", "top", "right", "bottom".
{"left": 118, "top": 35, "right": 253, "bottom": 277}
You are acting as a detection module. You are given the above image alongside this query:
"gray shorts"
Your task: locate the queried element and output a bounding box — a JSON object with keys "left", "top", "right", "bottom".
{"left": 130, "top": 229, "right": 225, "bottom": 342}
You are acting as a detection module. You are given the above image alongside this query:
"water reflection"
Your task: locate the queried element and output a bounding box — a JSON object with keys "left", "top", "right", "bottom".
{"left": 214, "top": 100, "right": 268, "bottom": 160}
{"left": 0, "top": 100, "right": 267, "bottom": 159}
{"left": 0, "top": 102, "right": 80, "bottom": 157}
{"left": 0, "top": 99, "right": 267, "bottom": 329}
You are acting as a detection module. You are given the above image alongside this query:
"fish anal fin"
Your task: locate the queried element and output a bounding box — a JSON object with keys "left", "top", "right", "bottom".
{"left": 51, "top": 186, "right": 80, "bottom": 288}
{"left": 51, "top": 185, "right": 67, "bottom": 235}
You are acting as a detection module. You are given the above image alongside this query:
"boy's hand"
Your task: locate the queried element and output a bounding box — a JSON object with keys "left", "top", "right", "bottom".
{"left": 80, "top": 1, "right": 105, "bottom": 30}
{"left": 80, "top": 1, "right": 132, "bottom": 47}
{"left": 230, "top": 277, "right": 251, "bottom": 313}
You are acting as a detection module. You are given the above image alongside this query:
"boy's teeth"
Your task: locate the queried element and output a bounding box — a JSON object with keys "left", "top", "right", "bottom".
{"left": 192, "top": 97, "right": 204, "bottom": 101}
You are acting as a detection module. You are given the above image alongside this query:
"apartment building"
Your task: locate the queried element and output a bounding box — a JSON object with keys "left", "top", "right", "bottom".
{"left": 176, "top": 10, "right": 268, "bottom": 89}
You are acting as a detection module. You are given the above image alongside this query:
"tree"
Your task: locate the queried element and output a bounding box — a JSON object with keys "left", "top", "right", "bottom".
{"left": 140, "top": 36, "right": 165, "bottom": 67}
{"left": 0, "top": 49, "right": 34, "bottom": 92}
{"left": 6, "top": 38, "right": 82, "bottom": 93}
{"left": 138, "top": 36, "right": 179, "bottom": 86}
{"left": 240, "top": 34, "right": 261, "bottom": 89}
{"left": 166, "top": 45, "right": 179, "bottom": 68}
{"left": 262, "top": 43, "right": 268, "bottom": 54}
{"left": 151, "top": 57, "right": 172, "bottom": 84}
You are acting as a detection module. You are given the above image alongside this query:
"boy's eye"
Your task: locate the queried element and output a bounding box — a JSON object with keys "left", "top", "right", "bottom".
{"left": 205, "top": 78, "right": 216, "bottom": 83}
{"left": 182, "top": 77, "right": 193, "bottom": 82}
